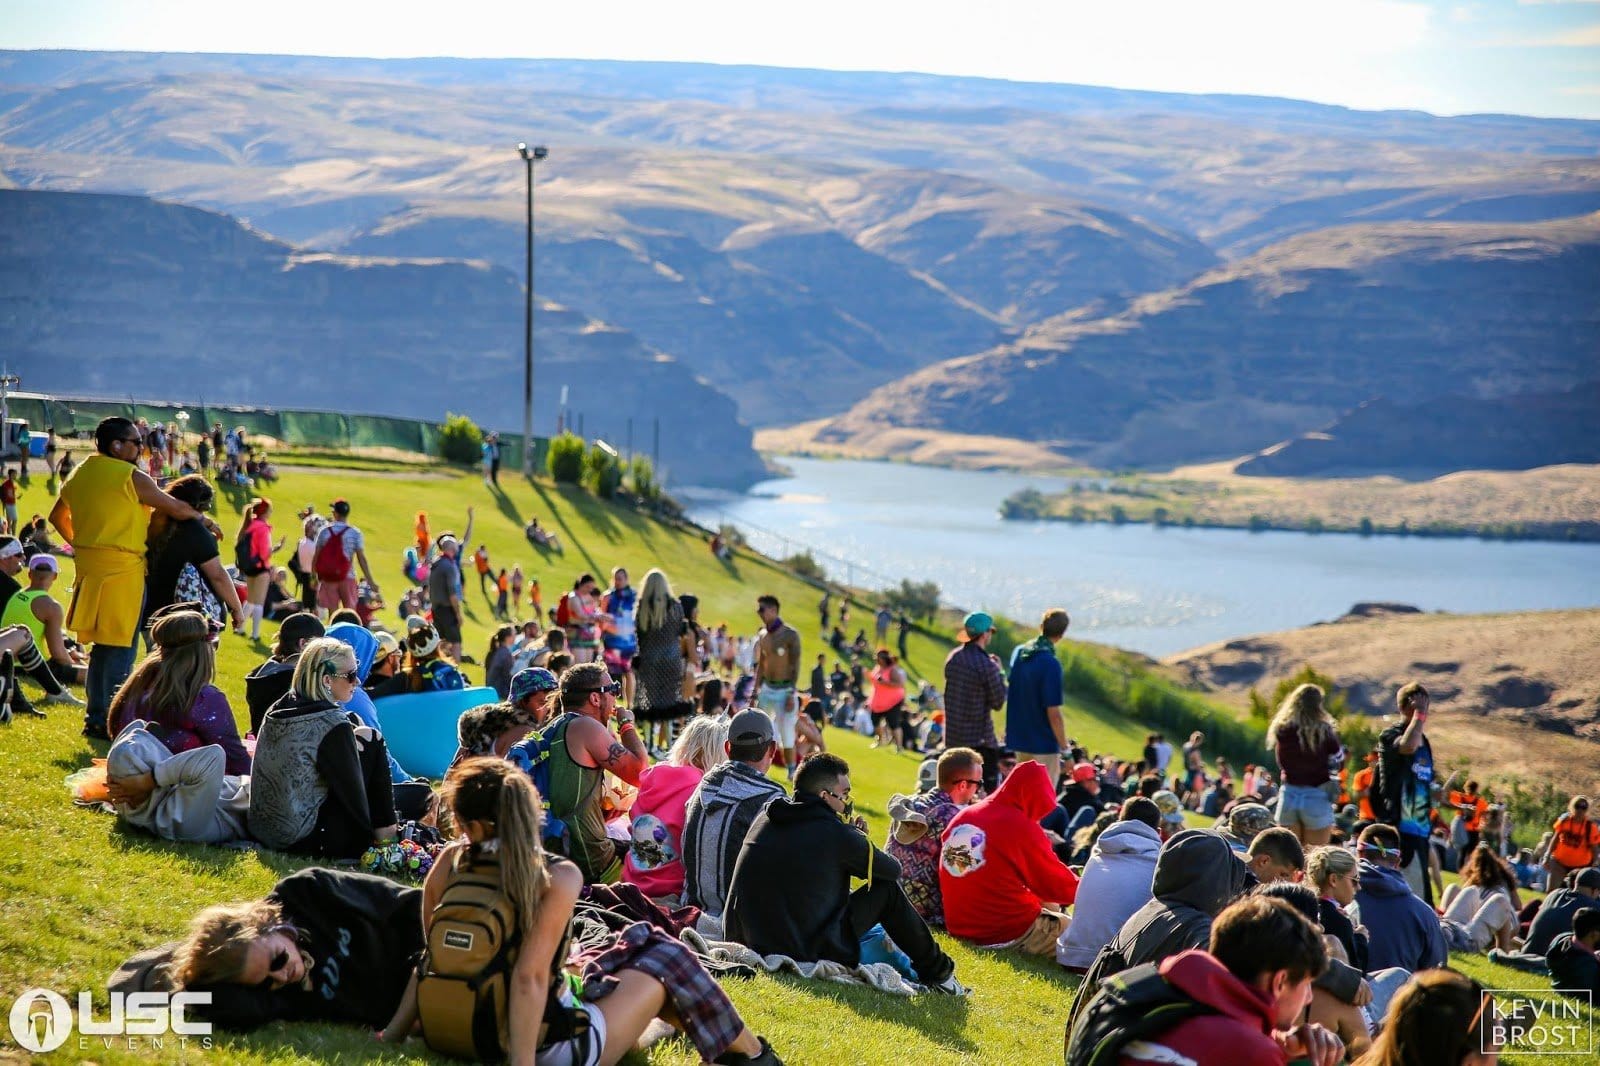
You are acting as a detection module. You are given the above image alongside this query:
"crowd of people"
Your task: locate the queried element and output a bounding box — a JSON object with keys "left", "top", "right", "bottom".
{"left": 5, "top": 415, "right": 1597, "bottom": 1066}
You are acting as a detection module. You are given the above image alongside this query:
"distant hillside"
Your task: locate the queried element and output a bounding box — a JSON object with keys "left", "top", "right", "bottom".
{"left": 808, "top": 215, "right": 1600, "bottom": 471}
{"left": 0, "top": 188, "right": 765, "bottom": 487}
{"left": 1238, "top": 384, "right": 1600, "bottom": 478}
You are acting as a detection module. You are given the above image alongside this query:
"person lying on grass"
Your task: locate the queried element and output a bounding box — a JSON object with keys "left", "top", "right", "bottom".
{"left": 382, "top": 756, "right": 781, "bottom": 1065}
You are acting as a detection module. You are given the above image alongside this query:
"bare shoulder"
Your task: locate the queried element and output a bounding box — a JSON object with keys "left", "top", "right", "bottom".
{"left": 547, "top": 858, "right": 584, "bottom": 897}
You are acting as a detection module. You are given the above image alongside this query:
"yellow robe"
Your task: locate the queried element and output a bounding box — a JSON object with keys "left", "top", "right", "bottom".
{"left": 58, "top": 455, "right": 149, "bottom": 646}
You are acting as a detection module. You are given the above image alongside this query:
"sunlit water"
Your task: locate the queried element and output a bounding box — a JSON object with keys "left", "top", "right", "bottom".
{"left": 680, "top": 457, "right": 1600, "bottom": 657}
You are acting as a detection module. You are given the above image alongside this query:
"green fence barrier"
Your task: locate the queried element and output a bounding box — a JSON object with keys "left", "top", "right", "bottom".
{"left": 10, "top": 393, "right": 547, "bottom": 468}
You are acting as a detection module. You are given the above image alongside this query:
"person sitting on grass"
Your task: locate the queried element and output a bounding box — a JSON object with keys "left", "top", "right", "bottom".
{"left": 397, "top": 616, "right": 465, "bottom": 692}
{"left": 1492, "top": 866, "right": 1600, "bottom": 972}
{"left": 885, "top": 746, "right": 985, "bottom": 927}
{"left": 2, "top": 553, "right": 88, "bottom": 685}
{"left": 724, "top": 752, "right": 968, "bottom": 994}
{"left": 483, "top": 623, "right": 516, "bottom": 699}
{"left": 1067, "top": 829, "right": 1256, "bottom": 1033}
{"left": 381, "top": 757, "right": 782, "bottom": 1064}
{"left": 249, "top": 637, "right": 401, "bottom": 859}
{"left": 939, "top": 759, "right": 1079, "bottom": 955}
{"left": 325, "top": 621, "right": 432, "bottom": 822}
{"left": 681, "top": 708, "right": 787, "bottom": 920}
{"left": 1057, "top": 797, "right": 1164, "bottom": 972}
{"left": 1349, "top": 969, "right": 1496, "bottom": 1066}
{"left": 170, "top": 866, "right": 425, "bottom": 1032}
{"left": 1247, "top": 827, "right": 1307, "bottom": 884}
{"left": 1354, "top": 823, "right": 1447, "bottom": 974}
{"left": 1438, "top": 842, "right": 1522, "bottom": 953}
{"left": 1065, "top": 895, "right": 1343, "bottom": 1066}
{"left": 623, "top": 715, "right": 729, "bottom": 907}
{"left": 1547, "top": 907, "right": 1600, "bottom": 997}
{"left": 243, "top": 612, "right": 324, "bottom": 734}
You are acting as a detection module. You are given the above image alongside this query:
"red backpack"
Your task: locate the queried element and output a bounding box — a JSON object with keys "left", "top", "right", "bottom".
{"left": 314, "top": 525, "right": 354, "bottom": 582}
{"left": 554, "top": 591, "right": 574, "bottom": 629}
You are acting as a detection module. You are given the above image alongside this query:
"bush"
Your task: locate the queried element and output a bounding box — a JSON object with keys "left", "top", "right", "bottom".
{"left": 546, "top": 432, "right": 585, "bottom": 484}
{"left": 1248, "top": 664, "right": 1352, "bottom": 721}
{"left": 1001, "top": 488, "right": 1048, "bottom": 519}
{"left": 883, "top": 579, "right": 941, "bottom": 621}
{"left": 784, "top": 550, "right": 827, "bottom": 581}
{"left": 627, "top": 455, "right": 659, "bottom": 501}
{"left": 438, "top": 413, "right": 484, "bottom": 465}
{"left": 582, "top": 443, "right": 623, "bottom": 498}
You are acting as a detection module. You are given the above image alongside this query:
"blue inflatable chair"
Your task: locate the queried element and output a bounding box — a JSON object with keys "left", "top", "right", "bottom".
{"left": 375, "top": 686, "right": 499, "bottom": 780}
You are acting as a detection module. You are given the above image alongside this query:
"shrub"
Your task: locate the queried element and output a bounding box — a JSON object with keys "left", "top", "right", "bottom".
{"left": 582, "top": 443, "right": 623, "bottom": 498}
{"left": 438, "top": 413, "right": 484, "bottom": 465}
{"left": 1001, "top": 488, "right": 1048, "bottom": 519}
{"left": 883, "top": 579, "right": 941, "bottom": 621}
{"left": 1248, "top": 664, "right": 1353, "bottom": 721}
{"left": 546, "top": 432, "right": 585, "bottom": 484}
{"left": 627, "top": 455, "right": 659, "bottom": 501}
{"left": 784, "top": 550, "right": 827, "bottom": 581}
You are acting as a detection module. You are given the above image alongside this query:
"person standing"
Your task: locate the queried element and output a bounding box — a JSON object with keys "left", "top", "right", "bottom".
{"left": 896, "top": 612, "right": 911, "bottom": 661}
{"left": 1005, "top": 608, "right": 1069, "bottom": 786}
{"left": 1377, "top": 682, "right": 1438, "bottom": 904}
{"left": 312, "top": 498, "right": 379, "bottom": 615}
{"left": 752, "top": 593, "right": 802, "bottom": 780}
{"left": 1, "top": 469, "right": 17, "bottom": 534}
{"left": 235, "top": 498, "right": 280, "bottom": 641}
{"left": 426, "top": 535, "right": 465, "bottom": 664}
{"left": 632, "top": 568, "right": 690, "bottom": 724}
{"left": 874, "top": 604, "right": 893, "bottom": 646}
{"left": 143, "top": 475, "right": 246, "bottom": 636}
{"left": 508, "top": 565, "right": 524, "bottom": 610}
{"left": 942, "top": 612, "right": 1008, "bottom": 793}
{"left": 472, "top": 544, "right": 491, "bottom": 597}
{"left": 494, "top": 568, "right": 510, "bottom": 621}
{"left": 1268, "top": 683, "right": 1344, "bottom": 848}
{"left": 1547, "top": 796, "right": 1600, "bottom": 887}
{"left": 50, "top": 417, "right": 207, "bottom": 739}
{"left": 601, "top": 566, "right": 638, "bottom": 702}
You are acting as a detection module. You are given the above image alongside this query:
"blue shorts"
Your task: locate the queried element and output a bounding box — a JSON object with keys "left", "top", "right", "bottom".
{"left": 1277, "top": 784, "right": 1334, "bottom": 832}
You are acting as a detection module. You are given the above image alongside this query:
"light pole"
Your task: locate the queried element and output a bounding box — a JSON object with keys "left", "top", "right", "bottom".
{"left": 517, "top": 142, "right": 549, "bottom": 476}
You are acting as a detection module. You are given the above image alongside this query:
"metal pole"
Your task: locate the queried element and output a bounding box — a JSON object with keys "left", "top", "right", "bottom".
{"left": 521, "top": 151, "right": 534, "bottom": 475}
{"left": 652, "top": 417, "right": 660, "bottom": 469}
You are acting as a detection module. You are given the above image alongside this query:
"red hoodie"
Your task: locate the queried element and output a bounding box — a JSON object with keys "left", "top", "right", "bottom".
{"left": 939, "top": 759, "right": 1079, "bottom": 944}
{"left": 1119, "top": 950, "right": 1286, "bottom": 1066}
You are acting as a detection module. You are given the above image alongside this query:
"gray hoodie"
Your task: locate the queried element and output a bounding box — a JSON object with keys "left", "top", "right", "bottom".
{"left": 1057, "top": 818, "right": 1162, "bottom": 968}
{"left": 681, "top": 760, "right": 785, "bottom": 917}
{"left": 1068, "top": 829, "right": 1256, "bottom": 1030}
{"left": 107, "top": 720, "right": 251, "bottom": 844}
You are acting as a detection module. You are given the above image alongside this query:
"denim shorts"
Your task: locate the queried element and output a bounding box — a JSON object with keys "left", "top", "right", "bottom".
{"left": 1277, "top": 783, "right": 1334, "bottom": 831}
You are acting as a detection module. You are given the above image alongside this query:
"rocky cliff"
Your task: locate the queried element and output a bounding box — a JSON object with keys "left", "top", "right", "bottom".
{"left": 0, "top": 188, "right": 766, "bottom": 487}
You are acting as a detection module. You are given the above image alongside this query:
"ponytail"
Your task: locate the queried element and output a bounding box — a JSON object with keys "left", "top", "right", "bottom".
{"left": 442, "top": 757, "right": 550, "bottom": 937}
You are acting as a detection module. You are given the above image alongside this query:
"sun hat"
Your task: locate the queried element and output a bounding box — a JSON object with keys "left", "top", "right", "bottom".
{"left": 370, "top": 630, "right": 402, "bottom": 665}
{"left": 1151, "top": 789, "right": 1187, "bottom": 826}
{"left": 956, "top": 611, "right": 994, "bottom": 642}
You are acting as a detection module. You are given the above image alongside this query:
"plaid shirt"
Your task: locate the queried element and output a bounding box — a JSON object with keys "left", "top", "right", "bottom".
{"left": 886, "top": 789, "right": 963, "bottom": 924}
{"left": 943, "top": 642, "right": 1005, "bottom": 749}
{"left": 575, "top": 921, "right": 743, "bottom": 1060}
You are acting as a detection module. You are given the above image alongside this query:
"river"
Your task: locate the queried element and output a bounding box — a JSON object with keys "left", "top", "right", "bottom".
{"left": 680, "top": 457, "right": 1600, "bottom": 658}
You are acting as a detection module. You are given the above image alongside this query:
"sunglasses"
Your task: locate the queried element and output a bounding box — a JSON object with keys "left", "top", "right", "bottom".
{"left": 267, "top": 949, "right": 290, "bottom": 974}
{"left": 953, "top": 778, "right": 984, "bottom": 787}
{"left": 822, "top": 787, "right": 853, "bottom": 801}
{"left": 584, "top": 682, "right": 623, "bottom": 697}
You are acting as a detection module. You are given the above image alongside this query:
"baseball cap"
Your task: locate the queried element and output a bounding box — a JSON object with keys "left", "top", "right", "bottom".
{"left": 1071, "top": 762, "right": 1097, "bottom": 784}
{"left": 727, "top": 708, "right": 776, "bottom": 749}
{"left": 370, "top": 630, "right": 401, "bottom": 665}
{"left": 27, "top": 554, "right": 59, "bottom": 574}
{"left": 0, "top": 538, "right": 22, "bottom": 560}
{"left": 1151, "top": 789, "right": 1186, "bottom": 826}
{"left": 957, "top": 611, "right": 994, "bottom": 642}
{"left": 330, "top": 498, "right": 351, "bottom": 515}
{"left": 1226, "top": 803, "right": 1276, "bottom": 845}
{"left": 1573, "top": 867, "right": 1600, "bottom": 891}
{"left": 509, "top": 667, "right": 560, "bottom": 705}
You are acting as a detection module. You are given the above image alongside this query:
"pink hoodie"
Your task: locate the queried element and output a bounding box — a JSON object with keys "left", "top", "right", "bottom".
{"left": 621, "top": 763, "right": 705, "bottom": 899}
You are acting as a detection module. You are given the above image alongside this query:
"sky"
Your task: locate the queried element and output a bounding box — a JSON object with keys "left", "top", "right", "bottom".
{"left": 3, "top": 0, "right": 1600, "bottom": 118}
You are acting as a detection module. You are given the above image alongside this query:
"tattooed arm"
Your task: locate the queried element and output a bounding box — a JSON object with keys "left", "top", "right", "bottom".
{"left": 571, "top": 714, "right": 648, "bottom": 785}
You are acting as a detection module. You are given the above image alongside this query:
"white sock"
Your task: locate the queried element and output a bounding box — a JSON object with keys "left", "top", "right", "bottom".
{"left": 250, "top": 604, "right": 263, "bottom": 638}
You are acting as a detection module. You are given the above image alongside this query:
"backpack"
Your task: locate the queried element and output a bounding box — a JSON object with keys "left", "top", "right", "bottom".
{"left": 1064, "top": 963, "right": 1218, "bottom": 1066}
{"left": 175, "top": 563, "right": 224, "bottom": 625}
{"left": 554, "top": 592, "right": 573, "bottom": 630}
{"left": 314, "top": 525, "right": 353, "bottom": 582}
{"left": 504, "top": 716, "right": 573, "bottom": 856}
{"left": 234, "top": 526, "right": 262, "bottom": 575}
{"left": 416, "top": 849, "right": 521, "bottom": 1062}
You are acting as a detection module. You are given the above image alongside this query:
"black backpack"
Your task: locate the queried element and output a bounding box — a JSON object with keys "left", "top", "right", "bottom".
{"left": 1064, "top": 964, "right": 1218, "bottom": 1066}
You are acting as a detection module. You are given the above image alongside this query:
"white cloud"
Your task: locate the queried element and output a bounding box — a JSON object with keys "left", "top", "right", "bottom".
{"left": 1506, "top": 22, "right": 1600, "bottom": 44}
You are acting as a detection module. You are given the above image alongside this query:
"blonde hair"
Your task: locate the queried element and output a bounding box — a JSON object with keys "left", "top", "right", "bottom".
{"left": 291, "top": 636, "right": 356, "bottom": 702}
{"left": 171, "top": 898, "right": 285, "bottom": 988}
{"left": 108, "top": 610, "right": 215, "bottom": 735}
{"left": 441, "top": 757, "right": 550, "bottom": 936}
{"left": 1305, "top": 844, "right": 1357, "bottom": 891}
{"left": 668, "top": 715, "right": 728, "bottom": 772}
{"left": 635, "top": 568, "right": 676, "bottom": 634}
{"left": 1266, "top": 682, "right": 1336, "bottom": 752}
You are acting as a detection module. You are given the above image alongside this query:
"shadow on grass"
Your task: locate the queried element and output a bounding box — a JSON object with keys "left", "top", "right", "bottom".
{"left": 486, "top": 480, "right": 524, "bottom": 528}
{"left": 531, "top": 479, "right": 602, "bottom": 575}
{"left": 771, "top": 971, "right": 978, "bottom": 1055}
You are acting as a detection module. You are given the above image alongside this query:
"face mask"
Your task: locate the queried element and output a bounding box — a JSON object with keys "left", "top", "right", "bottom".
{"left": 840, "top": 799, "right": 855, "bottom": 822}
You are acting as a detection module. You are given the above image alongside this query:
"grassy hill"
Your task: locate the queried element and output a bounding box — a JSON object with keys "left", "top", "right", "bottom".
{"left": 1, "top": 457, "right": 1589, "bottom": 1064}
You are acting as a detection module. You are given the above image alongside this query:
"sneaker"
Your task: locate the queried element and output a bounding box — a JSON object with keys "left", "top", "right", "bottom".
{"left": 714, "top": 1036, "right": 783, "bottom": 1065}
{"left": 929, "top": 974, "right": 970, "bottom": 996}
{"left": 82, "top": 721, "right": 110, "bottom": 741}
{"left": 42, "top": 689, "right": 86, "bottom": 707}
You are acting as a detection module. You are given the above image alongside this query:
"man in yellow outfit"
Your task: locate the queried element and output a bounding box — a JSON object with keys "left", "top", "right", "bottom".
{"left": 49, "top": 417, "right": 208, "bottom": 739}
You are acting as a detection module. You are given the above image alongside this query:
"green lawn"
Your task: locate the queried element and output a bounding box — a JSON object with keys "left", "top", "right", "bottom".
{"left": 1, "top": 462, "right": 1589, "bottom": 1064}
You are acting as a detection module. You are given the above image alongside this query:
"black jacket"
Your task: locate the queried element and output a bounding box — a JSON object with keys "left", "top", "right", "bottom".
{"left": 724, "top": 791, "right": 899, "bottom": 966}
{"left": 1318, "top": 896, "right": 1369, "bottom": 974}
{"left": 1069, "top": 829, "right": 1256, "bottom": 1031}
{"left": 1527, "top": 889, "right": 1594, "bottom": 957}
{"left": 197, "top": 868, "right": 423, "bottom": 1029}
{"left": 1547, "top": 933, "right": 1600, "bottom": 996}
{"left": 244, "top": 656, "right": 298, "bottom": 734}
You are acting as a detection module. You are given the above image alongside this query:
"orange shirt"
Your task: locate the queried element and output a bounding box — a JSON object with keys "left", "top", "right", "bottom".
{"left": 1353, "top": 767, "right": 1376, "bottom": 821}
{"left": 1551, "top": 815, "right": 1600, "bottom": 869}
{"left": 497, "top": 573, "right": 509, "bottom": 593}
{"left": 1450, "top": 791, "right": 1488, "bottom": 832}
